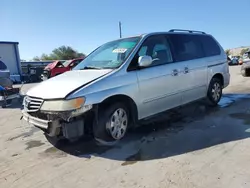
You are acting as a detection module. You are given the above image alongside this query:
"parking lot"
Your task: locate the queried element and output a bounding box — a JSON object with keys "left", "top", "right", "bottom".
{"left": 1, "top": 66, "right": 250, "bottom": 188}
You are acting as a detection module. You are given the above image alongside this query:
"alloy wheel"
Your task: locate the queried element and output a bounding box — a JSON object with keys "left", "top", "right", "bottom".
{"left": 107, "top": 108, "right": 128, "bottom": 140}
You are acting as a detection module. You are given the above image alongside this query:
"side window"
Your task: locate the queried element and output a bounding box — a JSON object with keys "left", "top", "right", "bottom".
{"left": 152, "top": 44, "right": 172, "bottom": 62}
{"left": 138, "top": 35, "right": 173, "bottom": 67}
{"left": 138, "top": 46, "right": 147, "bottom": 56}
{"left": 200, "top": 35, "right": 221, "bottom": 57}
{"left": 169, "top": 34, "right": 204, "bottom": 62}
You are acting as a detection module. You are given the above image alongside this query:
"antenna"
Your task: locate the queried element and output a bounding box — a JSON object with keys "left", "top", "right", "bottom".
{"left": 119, "top": 21, "right": 122, "bottom": 38}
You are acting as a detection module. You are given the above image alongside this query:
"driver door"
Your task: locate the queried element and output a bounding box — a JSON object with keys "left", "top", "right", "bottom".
{"left": 135, "top": 35, "right": 183, "bottom": 119}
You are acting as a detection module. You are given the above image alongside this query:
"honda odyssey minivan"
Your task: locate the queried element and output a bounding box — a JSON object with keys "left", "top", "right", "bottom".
{"left": 22, "top": 29, "right": 230, "bottom": 144}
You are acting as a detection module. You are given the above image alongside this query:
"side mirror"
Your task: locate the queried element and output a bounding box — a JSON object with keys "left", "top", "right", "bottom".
{"left": 138, "top": 56, "right": 152, "bottom": 67}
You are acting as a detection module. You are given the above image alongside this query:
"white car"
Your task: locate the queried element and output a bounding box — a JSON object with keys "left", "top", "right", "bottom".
{"left": 22, "top": 29, "right": 230, "bottom": 144}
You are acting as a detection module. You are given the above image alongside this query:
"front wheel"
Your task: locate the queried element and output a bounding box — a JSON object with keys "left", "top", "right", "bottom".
{"left": 206, "top": 78, "right": 222, "bottom": 106}
{"left": 93, "top": 103, "right": 129, "bottom": 145}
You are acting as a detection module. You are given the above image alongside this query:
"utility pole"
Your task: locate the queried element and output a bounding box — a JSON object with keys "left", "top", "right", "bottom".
{"left": 119, "top": 21, "right": 122, "bottom": 38}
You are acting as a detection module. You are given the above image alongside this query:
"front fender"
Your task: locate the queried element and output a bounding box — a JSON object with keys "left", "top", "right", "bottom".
{"left": 84, "top": 84, "right": 139, "bottom": 106}
{"left": 67, "top": 71, "right": 140, "bottom": 107}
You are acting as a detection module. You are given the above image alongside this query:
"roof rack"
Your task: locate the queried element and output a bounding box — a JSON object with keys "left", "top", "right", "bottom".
{"left": 169, "top": 29, "right": 206, "bottom": 34}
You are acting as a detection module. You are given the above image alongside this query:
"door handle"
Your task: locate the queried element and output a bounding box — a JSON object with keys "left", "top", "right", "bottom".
{"left": 184, "top": 67, "right": 189, "bottom": 74}
{"left": 172, "top": 69, "right": 178, "bottom": 76}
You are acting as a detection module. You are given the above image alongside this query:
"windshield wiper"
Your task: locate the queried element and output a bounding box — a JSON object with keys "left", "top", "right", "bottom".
{"left": 80, "top": 66, "right": 102, "bottom": 70}
{"left": 102, "top": 66, "right": 117, "bottom": 69}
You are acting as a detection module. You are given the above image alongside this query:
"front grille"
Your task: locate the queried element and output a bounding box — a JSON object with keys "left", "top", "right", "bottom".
{"left": 24, "top": 96, "right": 43, "bottom": 112}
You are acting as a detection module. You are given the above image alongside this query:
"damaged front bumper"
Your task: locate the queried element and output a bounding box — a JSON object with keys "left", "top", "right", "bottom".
{"left": 21, "top": 105, "right": 95, "bottom": 140}
{"left": 22, "top": 110, "right": 51, "bottom": 129}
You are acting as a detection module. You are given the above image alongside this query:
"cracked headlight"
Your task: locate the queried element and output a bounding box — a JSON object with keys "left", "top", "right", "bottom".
{"left": 40, "top": 97, "right": 86, "bottom": 111}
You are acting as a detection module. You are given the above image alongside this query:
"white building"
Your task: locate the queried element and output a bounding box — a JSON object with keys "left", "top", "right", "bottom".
{"left": 0, "top": 41, "right": 21, "bottom": 82}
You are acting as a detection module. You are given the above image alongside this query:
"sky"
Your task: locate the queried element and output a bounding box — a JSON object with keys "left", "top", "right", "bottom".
{"left": 1, "top": 0, "right": 250, "bottom": 60}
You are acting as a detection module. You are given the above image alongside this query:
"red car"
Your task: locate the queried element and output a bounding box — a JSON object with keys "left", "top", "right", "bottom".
{"left": 41, "top": 58, "right": 84, "bottom": 80}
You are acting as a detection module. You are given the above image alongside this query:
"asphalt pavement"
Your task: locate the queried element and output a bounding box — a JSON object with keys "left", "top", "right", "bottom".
{"left": 1, "top": 66, "right": 250, "bottom": 188}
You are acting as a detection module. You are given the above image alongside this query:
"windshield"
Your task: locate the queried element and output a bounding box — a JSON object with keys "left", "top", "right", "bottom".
{"left": 74, "top": 37, "right": 141, "bottom": 70}
{"left": 63, "top": 60, "right": 72, "bottom": 67}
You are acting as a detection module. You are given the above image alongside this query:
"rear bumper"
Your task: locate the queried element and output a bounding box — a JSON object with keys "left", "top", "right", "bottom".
{"left": 22, "top": 110, "right": 50, "bottom": 129}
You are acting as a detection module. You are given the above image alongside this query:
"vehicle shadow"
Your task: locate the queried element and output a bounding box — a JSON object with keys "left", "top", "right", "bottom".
{"left": 44, "top": 93, "right": 250, "bottom": 162}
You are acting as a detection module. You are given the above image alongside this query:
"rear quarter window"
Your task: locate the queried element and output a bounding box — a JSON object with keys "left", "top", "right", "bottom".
{"left": 199, "top": 35, "right": 221, "bottom": 57}
{"left": 0, "top": 60, "right": 7, "bottom": 70}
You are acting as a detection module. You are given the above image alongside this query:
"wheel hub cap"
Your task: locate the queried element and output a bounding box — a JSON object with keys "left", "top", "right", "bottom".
{"left": 108, "top": 108, "right": 128, "bottom": 140}
{"left": 212, "top": 82, "right": 221, "bottom": 101}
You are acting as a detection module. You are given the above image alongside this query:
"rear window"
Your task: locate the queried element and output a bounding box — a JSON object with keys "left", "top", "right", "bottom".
{"left": 168, "top": 34, "right": 204, "bottom": 62}
{"left": 199, "top": 35, "right": 221, "bottom": 57}
{"left": 0, "top": 60, "right": 7, "bottom": 70}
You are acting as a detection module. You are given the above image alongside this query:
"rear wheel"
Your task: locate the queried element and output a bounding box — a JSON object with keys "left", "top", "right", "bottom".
{"left": 93, "top": 103, "right": 129, "bottom": 145}
{"left": 206, "top": 78, "right": 222, "bottom": 106}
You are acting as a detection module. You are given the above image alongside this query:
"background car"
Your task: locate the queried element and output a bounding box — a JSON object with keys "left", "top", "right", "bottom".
{"left": 230, "top": 56, "right": 240, "bottom": 65}
{"left": 0, "top": 60, "right": 20, "bottom": 107}
{"left": 0, "top": 60, "right": 12, "bottom": 87}
{"left": 240, "top": 51, "right": 250, "bottom": 76}
{"left": 41, "top": 58, "right": 84, "bottom": 80}
{"left": 227, "top": 56, "right": 233, "bottom": 65}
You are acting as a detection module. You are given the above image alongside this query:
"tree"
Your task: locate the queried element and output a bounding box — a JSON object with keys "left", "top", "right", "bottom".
{"left": 40, "top": 53, "right": 54, "bottom": 60}
{"left": 225, "top": 49, "right": 231, "bottom": 56}
{"left": 33, "top": 46, "right": 85, "bottom": 60}
{"left": 32, "top": 56, "right": 40, "bottom": 61}
{"left": 240, "top": 48, "right": 249, "bottom": 56}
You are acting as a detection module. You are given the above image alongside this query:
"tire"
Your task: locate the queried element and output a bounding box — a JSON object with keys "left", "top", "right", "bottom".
{"left": 241, "top": 68, "right": 250, "bottom": 77}
{"left": 241, "top": 69, "right": 246, "bottom": 77}
{"left": 206, "top": 78, "right": 222, "bottom": 106}
{"left": 93, "top": 102, "right": 129, "bottom": 145}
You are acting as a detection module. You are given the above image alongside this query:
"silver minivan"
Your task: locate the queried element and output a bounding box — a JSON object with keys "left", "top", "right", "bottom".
{"left": 22, "top": 29, "right": 230, "bottom": 144}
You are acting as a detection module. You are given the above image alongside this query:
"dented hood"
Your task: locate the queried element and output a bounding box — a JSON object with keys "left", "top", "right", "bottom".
{"left": 26, "top": 69, "right": 112, "bottom": 99}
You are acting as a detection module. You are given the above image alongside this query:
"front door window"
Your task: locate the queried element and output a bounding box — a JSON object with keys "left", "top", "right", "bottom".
{"left": 136, "top": 35, "right": 173, "bottom": 67}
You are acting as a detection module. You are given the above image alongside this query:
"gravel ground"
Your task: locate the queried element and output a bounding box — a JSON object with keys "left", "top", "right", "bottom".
{"left": 1, "top": 66, "right": 250, "bottom": 188}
